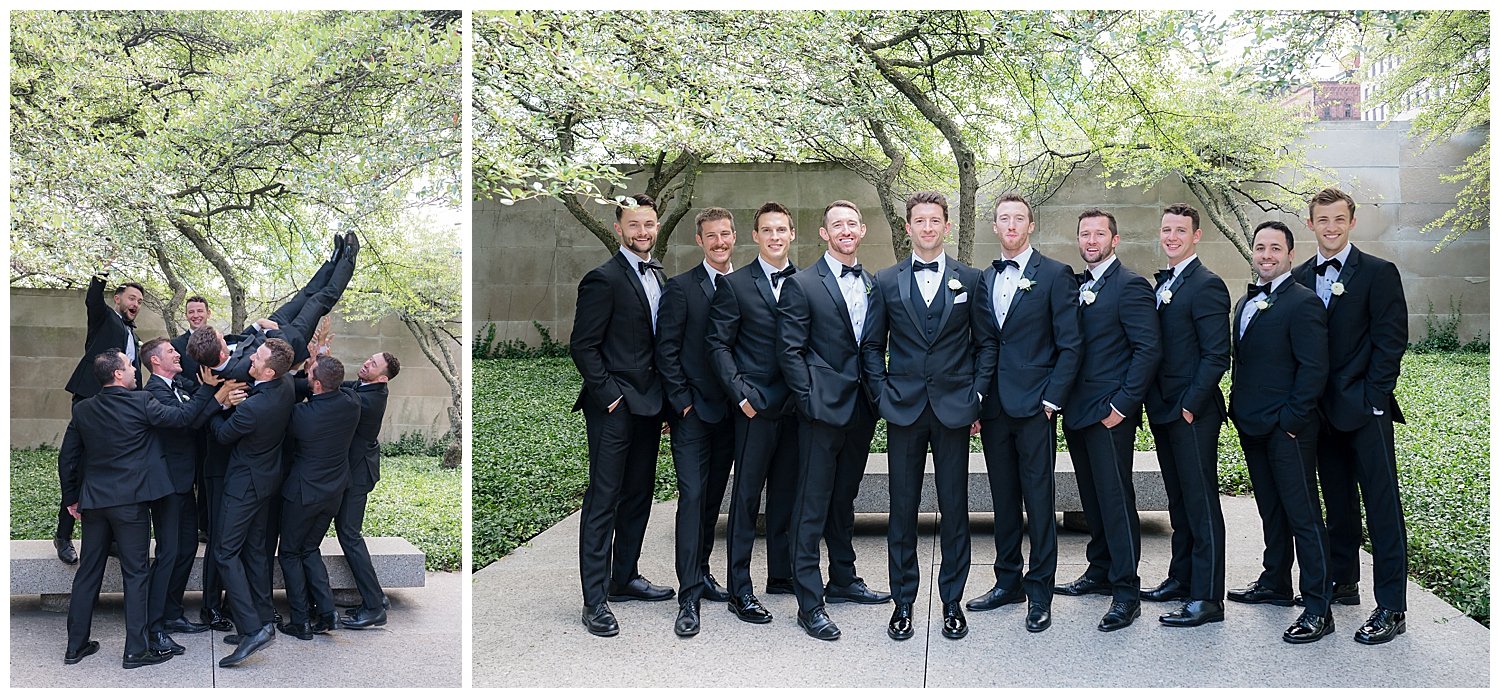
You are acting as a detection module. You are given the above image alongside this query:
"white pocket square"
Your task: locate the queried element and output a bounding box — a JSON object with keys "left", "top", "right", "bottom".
{"left": 954, "top": 292, "right": 969, "bottom": 304}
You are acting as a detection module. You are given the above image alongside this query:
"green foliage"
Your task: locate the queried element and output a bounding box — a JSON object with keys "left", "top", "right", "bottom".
{"left": 380, "top": 431, "right": 454, "bottom": 458}
{"left": 1410, "top": 299, "right": 1490, "bottom": 354}
{"left": 473, "top": 321, "right": 568, "bottom": 360}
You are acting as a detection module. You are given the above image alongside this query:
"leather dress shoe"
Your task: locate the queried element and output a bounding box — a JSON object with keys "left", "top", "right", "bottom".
{"left": 1141, "top": 578, "right": 1190, "bottom": 602}
{"left": 581, "top": 603, "right": 619, "bottom": 637}
{"left": 1098, "top": 600, "right": 1141, "bottom": 632}
{"left": 1159, "top": 599, "right": 1225, "bottom": 627}
{"left": 64, "top": 640, "right": 99, "bottom": 665}
{"left": 797, "top": 607, "right": 841, "bottom": 641}
{"left": 342, "top": 607, "right": 387, "bottom": 629}
{"left": 674, "top": 599, "right": 701, "bottom": 637}
{"left": 309, "top": 612, "right": 338, "bottom": 634}
{"left": 277, "top": 620, "right": 314, "bottom": 641}
{"left": 274, "top": 611, "right": 283, "bottom": 624}
{"left": 764, "top": 576, "right": 795, "bottom": 595}
{"left": 1026, "top": 603, "right": 1052, "bottom": 633}
{"left": 123, "top": 648, "right": 173, "bottom": 669}
{"left": 941, "top": 602, "right": 968, "bottom": 640}
{"left": 965, "top": 584, "right": 1025, "bottom": 612}
{"left": 887, "top": 603, "right": 915, "bottom": 641}
{"left": 1055, "top": 576, "right": 1111, "bottom": 597}
{"left": 343, "top": 594, "right": 391, "bottom": 616}
{"left": 700, "top": 573, "right": 730, "bottom": 603}
{"left": 222, "top": 634, "right": 242, "bottom": 645}
{"left": 162, "top": 616, "right": 209, "bottom": 634}
{"left": 608, "top": 575, "right": 675, "bottom": 602}
{"left": 1354, "top": 607, "right": 1406, "bottom": 645}
{"left": 728, "top": 593, "right": 772, "bottom": 624}
{"left": 344, "top": 231, "right": 360, "bottom": 256}
{"left": 1227, "top": 581, "right": 1294, "bottom": 606}
{"left": 219, "top": 624, "right": 274, "bottom": 667}
{"left": 200, "top": 607, "right": 233, "bottom": 632}
{"left": 824, "top": 579, "right": 891, "bottom": 605}
{"left": 150, "top": 631, "right": 185, "bottom": 655}
{"left": 54, "top": 536, "right": 78, "bottom": 565}
{"left": 1295, "top": 581, "right": 1360, "bottom": 607}
{"left": 1283, "top": 610, "right": 1335, "bottom": 644}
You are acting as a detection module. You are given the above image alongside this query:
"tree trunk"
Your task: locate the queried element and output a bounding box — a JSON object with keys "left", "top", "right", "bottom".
{"left": 171, "top": 217, "right": 248, "bottom": 330}
{"left": 401, "top": 315, "right": 463, "bottom": 469}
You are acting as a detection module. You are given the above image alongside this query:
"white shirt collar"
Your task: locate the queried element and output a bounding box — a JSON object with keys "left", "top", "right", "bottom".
{"left": 701, "top": 258, "right": 732, "bottom": 281}
{"left": 1317, "top": 243, "right": 1353, "bottom": 267}
{"left": 824, "top": 251, "right": 859, "bottom": 279}
{"left": 618, "top": 246, "right": 653, "bottom": 270}
{"left": 1170, "top": 254, "right": 1198, "bottom": 277}
{"left": 1258, "top": 269, "right": 1294, "bottom": 295}
{"left": 757, "top": 255, "right": 789, "bottom": 277}
{"left": 1087, "top": 254, "right": 1118, "bottom": 279}
{"left": 152, "top": 372, "right": 176, "bottom": 386}
{"left": 1002, "top": 245, "right": 1034, "bottom": 271}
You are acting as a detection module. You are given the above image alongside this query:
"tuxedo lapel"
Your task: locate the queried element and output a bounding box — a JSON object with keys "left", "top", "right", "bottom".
{"left": 1232, "top": 294, "right": 1248, "bottom": 351}
{"left": 751, "top": 262, "right": 778, "bottom": 312}
{"left": 1327, "top": 245, "right": 1361, "bottom": 316}
{"left": 818, "top": 258, "right": 857, "bottom": 343}
{"left": 1002, "top": 252, "right": 1042, "bottom": 330}
{"left": 698, "top": 266, "right": 717, "bottom": 302}
{"left": 1242, "top": 281, "right": 1290, "bottom": 340}
{"left": 612, "top": 251, "right": 654, "bottom": 334}
{"left": 935, "top": 255, "right": 958, "bottom": 336}
{"left": 895, "top": 260, "right": 920, "bottom": 338}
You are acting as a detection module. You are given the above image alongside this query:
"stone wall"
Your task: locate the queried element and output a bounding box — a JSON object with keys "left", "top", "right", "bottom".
{"left": 9, "top": 287, "right": 460, "bottom": 448}
{"left": 475, "top": 121, "right": 1488, "bottom": 346}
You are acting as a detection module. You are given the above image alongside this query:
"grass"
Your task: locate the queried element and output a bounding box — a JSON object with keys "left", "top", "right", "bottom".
{"left": 10, "top": 449, "right": 462, "bottom": 572}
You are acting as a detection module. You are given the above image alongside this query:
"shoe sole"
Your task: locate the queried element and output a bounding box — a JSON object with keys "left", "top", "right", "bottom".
{"left": 728, "top": 609, "right": 773, "bottom": 625}
{"left": 825, "top": 596, "right": 892, "bottom": 605}
{"left": 1228, "top": 596, "right": 1295, "bottom": 607}
{"left": 1026, "top": 621, "right": 1051, "bottom": 633}
{"left": 1283, "top": 630, "right": 1332, "bottom": 644}
{"left": 164, "top": 625, "right": 210, "bottom": 635}
{"left": 1354, "top": 622, "right": 1406, "bottom": 645}
{"left": 584, "top": 625, "right": 619, "bottom": 638}
{"left": 674, "top": 626, "right": 700, "bottom": 638}
{"left": 1159, "top": 614, "right": 1225, "bottom": 627}
{"left": 966, "top": 597, "right": 1025, "bottom": 612}
{"left": 888, "top": 628, "right": 914, "bottom": 641}
{"left": 608, "top": 594, "right": 674, "bottom": 602}
{"left": 1295, "top": 596, "right": 1361, "bottom": 607}
{"left": 342, "top": 618, "right": 388, "bottom": 629}
{"left": 942, "top": 627, "right": 968, "bottom": 640}
{"left": 1098, "top": 612, "right": 1141, "bottom": 632}
{"left": 218, "top": 637, "right": 272, "bottom": 667}
{"left": 123, "top": 657, "right": 171, "bottom": 669}
{"left": 797, "top": 621, "right": 840, "bottom": 641}
{"left": 63, "top": 643, "right": 99, "bottom": 665}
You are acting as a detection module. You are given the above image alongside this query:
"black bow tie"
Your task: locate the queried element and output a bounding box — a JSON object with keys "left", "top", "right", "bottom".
{"left": 1076, "top": 269, "right": 1096, "bottom": 285}
{"left": 638, "top": 260, "right": 664, "bottom": 275}
{"left": 912, "top": 260, "right": 939, "bottom": 273}
{"left": 1247, "top": 282, "right": 1273, "bottom": 298}
{"left": 770, "top": 265, "right": 797, "bottom": 287}
{"left": 1315, "top": 258, "right": 1343, "bottom": 275}
{"left": 840, "top": 264, "right": 863, "bottom": 278}
{"left": 1154, "top": 268, "right": 1175, "bottom": 285}
{"left": 123, "top": 318, "right": 136, "bottom": 329}
{"left": 992, "top": 258, "right": 1020, "bottom": 272}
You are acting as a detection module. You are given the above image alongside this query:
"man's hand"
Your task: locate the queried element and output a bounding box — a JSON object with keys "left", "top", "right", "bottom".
{"left": 607, "top": 396, "right": 623, "bottom": 413}
{"left": 969, "top": 420, "right": 981, "bottom": 437}
{"left": 740, "top": 400, "right": 757, "bottom": 419}
{"left": 215, "top": 382, "right": 247, "bottom": 407}
{"left": 256, "top": 318, "right": 280, "bottom": 330}
{"left": 1044, "top": 406, "right": 1055, "bottom": 420}
{"left": 198, "top": 366, "right": 222, "bottom": 386}
{"left": 682, "top": 404, "right": 693, "bottom": 417}
{"left": 67, "top": 503, "right": 81, "bottom": 521}
{"left": 1101, "top": 408, "right": 1125, "bottom": 429}
{"left": 1182, "top": 408, "right": 1195, "bottom": 424}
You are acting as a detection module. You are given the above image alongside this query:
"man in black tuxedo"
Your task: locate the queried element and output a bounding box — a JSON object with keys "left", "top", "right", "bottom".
{"left": 778, "top": 199, "right": 891, "bottom": 641}
{"left": 1227, "top": 221, "right": 1334, "bottom": 644}
{"left": 1057, "top": 209, "right": 1161, "bottom": 632}
{"left": 212, "top": 338, "right": 297, "bottom": 667}
{"left": 967, "top": 193, "right": 1082, "bottom": 634}
{"left": 656, "top": 207, "right": 738, "bottom": 637}
{"left": 571, "top": 192, "right": 673, "bottom": 638}
{"left": 338, "top": 351, "right": 400, "bottom": 629}
{"left": 862, "top": 192, "right": 992, "bottom": 642}
{"left": 59, "top": 349, "right": 233, "bottom": 669}
{"left": 56, "top": 276, "right": 145, "bottom": 564}
{"left": 278, "top": 355, "right": 362, "bottom": 640}
{"left": 706, "top": 201, "right": 801, "bottom": 626}
{"left": 1143, "top": 204, "right": 1232, "bottom": 628}
{"left": 171, "top": 295, "right": 214, "bottom": 547}
{"left": 1293, "top": 187, "right": 1410, "bottom": 644}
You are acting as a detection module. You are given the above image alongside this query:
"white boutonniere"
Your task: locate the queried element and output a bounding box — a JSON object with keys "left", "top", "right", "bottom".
{"left": 1159, "top": 289, "right": 1173, "bottom": 304}
{"left": 948, "top": 278, "right": 964, "bottom": 293}
{"left": 1330, "top": 282, "right": 1345, "bottom": 296}
{"left": 1017, "top": 277, "right": 1035, "bottom": 292}
{"left": 1254, "top": 299, "right": 1271, "bottom": 311}
{"left": 1080, "top": 289, "right": 1097, "bottom": 305}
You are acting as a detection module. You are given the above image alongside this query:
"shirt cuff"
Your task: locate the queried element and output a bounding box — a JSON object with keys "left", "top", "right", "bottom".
{"left": 1042, "top": 400, "right": 1059, "bottom": 413}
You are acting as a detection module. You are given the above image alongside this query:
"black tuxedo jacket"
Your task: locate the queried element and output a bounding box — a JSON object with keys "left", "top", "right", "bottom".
{"left": 1063, "top": 260, "right": 1162, "bottom": 429}
{"left": 141, "top": 373, "right": 216, "bottom": 494}
{"left": 973, "top": 250, "right": 1083, "bottom": 420}
{"left": 657, "top": 264, "right": 731, "bottom": 424}
{"left": 343, "top": 380, "right": 389, "bottom": 490}
{"left": 569, "top": 251, "right": 665, "bottom": 416}
{"left": 211, "top": 374, "right": 295, "bottom": 500}
{"left": 706, "top": 260, "right": 796, "bottom": 420}
{"left": 210, "top": 326, "right": 288, "bottom": 384}
{"left": 170, "top": 331, "right": 201, "bottom": 387}
{"left": 59, "top": 384, "right": 218, "bottom": 509}
{"left": 1145, "top": 258, "right": 1231, "bottom": 424}
{"left": 778, "top": 256, "right": 876, "bottom": 427}
{"left": 282, "top": 387, "right": 361, "bottom": 505}
{"left": 1228, "top": 279, "right": 1329, "bottom": 436}
{"left": 64, "top": 275, "right": 140, "bottom": 397}
{"left": 861, "top": 256, "right": 994, "bottom": 429}
{"left": 1293, "top": 245, "right": 1407, "bottom": 430}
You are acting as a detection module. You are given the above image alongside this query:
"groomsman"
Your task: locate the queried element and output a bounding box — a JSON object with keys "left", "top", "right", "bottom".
{"left": 571, "top": 193, "right": 672, "bottom": 638}
{"left": 1143, "top": 204, "right": 1231, "bottom": 627}
{"left": 1058, "top": 209, "right": 1161, "bottom": 632}
{"left": 778, "top": 199, "right": 890, "bottom": 641}
{"left": 338, "top": 352, "right": 401, "bottom": 629}
{"left": 967, "top": 193, "right": 1081, "bottom": 634}
{"left": 1293, "top": 187, "right": 1410, "bottom": 644}
{"left": 1227, "top": 221, "right": 1334, "bottom": 644}
{"left": 706, "top": 201, "right": 801, "bottom": 626}
{"left": 861, "top": 192, "right": 991, "bottom": 641}
{"left": 656, "top": 207, "right": 738, "bottom": 637}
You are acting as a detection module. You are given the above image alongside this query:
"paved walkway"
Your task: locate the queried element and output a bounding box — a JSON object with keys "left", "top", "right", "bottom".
{"left": 11, "top": 571, "right": 462, "bottom": 687}
{"left": 474, "top": 498, "right": 1488, "bottom": 687}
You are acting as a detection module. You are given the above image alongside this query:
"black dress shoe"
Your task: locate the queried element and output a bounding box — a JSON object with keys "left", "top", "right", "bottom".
{"left": 1283, "top": 610, "right": 1335, "bottom": 644}
{"left": 343, "top": 594, "right": 392, "bottom": 616}
{"left": 1055, "top": 575, "right": 1111, "bottom": 597}
{"left": 941, "top": 602, "right": 968, "bottom": 640}
{"left": 222, "top": 634, "right": 242, "bottom": 645}
{"left": 965, "top": 584, "right": 1025, "bottom": 611}
{"left": 277, "top": 620, "right": 314, "bottom": 641}
{"left": 200, "top": 607, "right": 233, "bottom": 632}
{"left": 1159, "top": 599, "right": 1225, "bottom": 627}
{"left": 1295, "top": 581, "right": 1361, "bottom": 607}
{"left": 581, "top": 603, "right": 619, "bottom": 637}
{"left": 1354, "top": 607, "right": 1406, "bottom": 645}
{"left": 824, "top": 579, "right": 891, "bottom": 605}
{"left": 309, "top": 612, "right": 338, "bottom": 634}
{"left": 608, "top": 575, "right": 675, "bottom": 602}
{"left": 54, "top": 536, "right": 78, "bottom": 565}
{"left": 342, "top": 607, "right": 387, "bottom": 629}
{"left": 63, "top": 640, "right": 99, "bottom": 665}
{"left": 1098, "top": 600, "right": 1141, "bottom": 632}
{"left": 675, "top": 599, "right": 702, "bottom": 638}
{"left": 149, "top": 631, "right": 185, "bottom": 656}
{"left": 764, "top": 576, "right": 795, "bottom": 595}
{"left": 728, "top": 593, "right": 773, "bottom": 624}
{"left": 273, "top": 611, "right": 283, "bottom": 624}
{"left": 700, "top": 573, "right": 730, "bottom": 603}
{"left": 123, "top": 648, "right": 173, "bottom": 669}
{"left": 219, "top": 624, "right": 274, "bottom": 667}
{"left": 344, "top": 231, "right": 360, "bottom": 256}
{"left": 162, "top": 617, "right": 210, "bottom": 634}
{"left": 1141, "top": 578, "right": 1190, "bottom": 602}
{"left": 887, "top": 603, "right": 914, "bottom": 641}
{"left": 797, "top": 607, "right": 841, "bottom": 641}
{"left": 1026, "top": 603, "right": 1052, "bottom": 633}
{"left": 1227, "top": 581, "right": 1295, "bottom": 606}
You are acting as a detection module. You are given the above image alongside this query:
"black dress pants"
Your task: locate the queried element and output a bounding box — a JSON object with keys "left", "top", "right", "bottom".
{"left": 979, "top": 411, "right": 1058, "bottom": 607}
{"left": 578, "top": 399, "right": 662, "bottom": 607}
{"left": 887, "top": 405, "right": 970, "bottom": 606}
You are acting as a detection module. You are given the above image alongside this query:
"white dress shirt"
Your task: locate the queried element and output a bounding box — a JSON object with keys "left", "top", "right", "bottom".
{"left": 621, "top": 246, "right": 662, "bottom": 332}
{"left": 991, "top": 245, "right": 1034, "bottom": 332}
{"left": 1313, "top": 244, "right": 1352, "bottom": 306}
{"left": 911, "top": 252, "right": 945, "bottom": 306}
{"left": 758, "top": 256, "right": 790, "bottom": 302}
{"left": 1158, "top": 254, "right": 1198, "bottom": 307}
{"left": 826, "top": 251, "right": 867, "bottom": 343}
{"left": 1240, "top": 270, "right": 1293, "bottom": 339}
